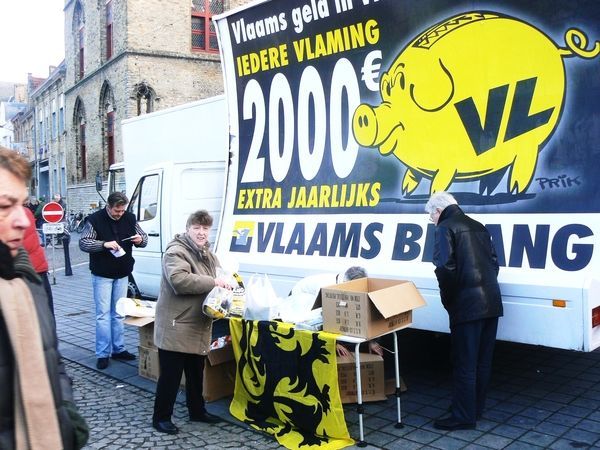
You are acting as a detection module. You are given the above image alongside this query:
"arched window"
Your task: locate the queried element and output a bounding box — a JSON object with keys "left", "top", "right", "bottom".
{"left": 133, "top": 81, "right": 156, "bottom": 116}
{"left": 99, "top": 81, "right": 116, "bottom": 172}
{"left": 73, "top": 97, "right": 87, "bottom": 181}
{"left": 73, "top": 1, "right": 86, "bottom": 80}
{"left": 106, "top": 0, "right": 113, "bottom": 60}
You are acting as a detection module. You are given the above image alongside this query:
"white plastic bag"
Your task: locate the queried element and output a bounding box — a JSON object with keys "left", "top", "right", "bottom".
{"left": 216, "top": 267, "right": 238, "bottom": 288}
{"left": 277, "top": 293, "right": 318, "bottom": 324}
{"left": 116, "top": 297, "right": 156, "bottom": 318}
{"left": 216, "top": 267, "right": 246, "bottom": 317}
{"left": 243, "top": 273, "right": 280, "bottom": 321}
{"left": 203, "top": 286, "right": 233, "bottom": 319}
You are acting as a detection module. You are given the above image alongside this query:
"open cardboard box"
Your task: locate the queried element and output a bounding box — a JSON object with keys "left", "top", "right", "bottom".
{"left": 315, "top": 277, "right": 427, "bottom": 339}
{"left": 124, "top": 316, "right": 155, "bottom": 348}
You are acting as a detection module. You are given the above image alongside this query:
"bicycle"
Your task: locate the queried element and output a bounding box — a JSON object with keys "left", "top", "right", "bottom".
{"left": 76, "top": 204, "right": 99, "bottom": 233}
{"left": 75, "top": 214, "right": 88, "bottom": 233}
{"left": 67, "top": 211, "right": 83, "bottom": 233}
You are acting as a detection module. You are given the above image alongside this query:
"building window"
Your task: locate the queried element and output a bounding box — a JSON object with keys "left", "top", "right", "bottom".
{"left": 52, "top": 111, "right": 57, "bottom": 139}
{"left": 59, "top": 96, "right": 65, "bottom": 135}
{"left": 80, "top": 123, "right": 87, "bottom": 179}
{"left": 107, "top": 111, "right": 115, "bottom": 166}
{"left": 38, "top": 110, "right": 44, "bottom": 150}
{"left": 106, "top": 1, "right": 113, "bottom": 60}
{"left": 134, "top": 81, "right": 156, "bottom": 116}
{"left": 74, "top": 97, "right": 87, "bottom": 182}
{"left": 191, "top": 0, "right": 222, "bottom": 53}
{"left": 79, "top": 27, "right": 85, "bottom": 80}
{"left": 52, "top": 99, "right": 57, "bottom": 140}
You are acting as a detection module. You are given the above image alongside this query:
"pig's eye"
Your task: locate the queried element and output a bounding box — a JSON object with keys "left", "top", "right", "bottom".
{"left": 381, "top": 79, "right": 391, "bottom": 98}
{"left": 394, "top": 72, "right": 405, "bottom": 91}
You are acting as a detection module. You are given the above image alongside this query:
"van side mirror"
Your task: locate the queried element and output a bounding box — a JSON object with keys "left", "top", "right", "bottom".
{"left": 95, "top": 171, "right": 103, "bottom": 193}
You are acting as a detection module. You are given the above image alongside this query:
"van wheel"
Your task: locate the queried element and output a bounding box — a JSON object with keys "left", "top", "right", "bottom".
{"left": 127, "top": 278, "right": 140, "bottom": 298}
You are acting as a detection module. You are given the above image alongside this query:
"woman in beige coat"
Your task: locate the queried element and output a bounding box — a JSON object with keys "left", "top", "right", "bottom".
{"left": 152, "top": 210, "right": 231, "bottom": 434}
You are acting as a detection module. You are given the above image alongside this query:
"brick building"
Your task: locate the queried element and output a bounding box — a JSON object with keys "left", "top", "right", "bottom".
{"left": 62, "top": 0, "right": 250, "bottom": 211}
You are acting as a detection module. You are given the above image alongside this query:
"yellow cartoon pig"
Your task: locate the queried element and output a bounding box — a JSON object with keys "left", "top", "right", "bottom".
{"left": 352, "top": 12, "right": 599, "bottom": 195}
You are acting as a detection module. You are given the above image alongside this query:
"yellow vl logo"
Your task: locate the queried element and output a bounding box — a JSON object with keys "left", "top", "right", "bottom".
{"left": 230, "top": 221, "right": 255, "bottom": 253}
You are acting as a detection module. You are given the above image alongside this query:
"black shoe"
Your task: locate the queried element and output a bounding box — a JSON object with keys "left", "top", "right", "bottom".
{"left": 447, "top": 406, "right": 482, "bottom": 422}
{"left": 152, "top": 421, "right": 179, "bottom": 434}
{"left": 112, "top": 350, "right": 136, "bottom": 361}
{"left": 96, "top": 358, "right": 109, "bottom": 370}
{"left": 434, "top": 417, "right": 476, "bottom": 431}
{"left": 190, "top": 412, "right": 222, "bottom": 423}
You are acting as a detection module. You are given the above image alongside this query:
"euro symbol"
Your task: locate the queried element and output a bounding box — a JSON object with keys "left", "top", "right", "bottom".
{"left": 361, "top": 50, "right": 382, "bottom": 91}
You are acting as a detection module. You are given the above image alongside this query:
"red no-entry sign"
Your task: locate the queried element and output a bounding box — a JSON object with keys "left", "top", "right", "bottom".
{"left": 42, "top": 202, "right": 64, "bottom": 223}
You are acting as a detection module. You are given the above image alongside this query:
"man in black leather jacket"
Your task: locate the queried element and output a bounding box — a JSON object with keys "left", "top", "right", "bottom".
{"left": 425, "top": 191, "right": 503, "bottom": 431}
{"left": 0, "top": 147, "right": 89, "bottom": 449}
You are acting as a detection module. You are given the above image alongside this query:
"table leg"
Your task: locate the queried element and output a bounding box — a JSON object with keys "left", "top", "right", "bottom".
{"left": 393, "top": 331, "right": 404, "bottom": 428}
{"left": 354, "top": 342, "right": 368, "bottom": 447}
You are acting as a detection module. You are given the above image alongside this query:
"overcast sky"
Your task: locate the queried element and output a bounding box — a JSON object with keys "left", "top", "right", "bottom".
{"left": 0, "top": 0, "right": 65, "bottom": 84}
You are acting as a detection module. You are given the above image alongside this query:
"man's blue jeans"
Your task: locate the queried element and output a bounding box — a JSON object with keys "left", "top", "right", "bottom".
{"left": 92, "top": 274, "right": 128, "bottom": 358}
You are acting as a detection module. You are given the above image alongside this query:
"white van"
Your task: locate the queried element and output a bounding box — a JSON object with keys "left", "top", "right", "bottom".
{"left": 127, "top": 160, "right": 226, "bottom": 298}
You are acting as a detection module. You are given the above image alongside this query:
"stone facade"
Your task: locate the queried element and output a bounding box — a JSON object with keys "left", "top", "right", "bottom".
{"left": 30, "top": 64, "right": 68, "bottom": 203}
{"left": 62, "top": 0, "right": 251, "bottom": 208}
{"left": 11, "top": 66, "right": 67, "bottom": 203}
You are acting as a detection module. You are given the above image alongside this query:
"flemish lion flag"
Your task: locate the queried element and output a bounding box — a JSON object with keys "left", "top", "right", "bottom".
{"left": 229, "top": 319, "right": 354, "bottom": 450}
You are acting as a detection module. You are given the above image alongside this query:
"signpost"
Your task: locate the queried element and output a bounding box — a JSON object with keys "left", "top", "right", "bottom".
{"left": 42, "top": 202, "right": 64, "bottom": 284}
{"left": 42, "top": 222, "right": 64, "bottom": 235}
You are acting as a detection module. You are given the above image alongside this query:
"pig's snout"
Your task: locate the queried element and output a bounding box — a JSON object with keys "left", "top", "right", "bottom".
{"left": 353, "top": 102, "right": 404, "bottom": 150}
{"left": 353, "top": 104, "right": 379, "bottom": 147}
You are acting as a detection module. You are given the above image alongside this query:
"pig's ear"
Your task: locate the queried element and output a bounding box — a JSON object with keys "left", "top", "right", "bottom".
{"left": 410, "top": 58, "right": 454, "bottom": 112}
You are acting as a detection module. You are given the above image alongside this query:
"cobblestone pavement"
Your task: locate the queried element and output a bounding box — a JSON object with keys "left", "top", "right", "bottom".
{"left": 47, "top": 235, "right": 600, "bottom": 449}
{"left": 65, "top": 362, "right": 281, "bottom": 449}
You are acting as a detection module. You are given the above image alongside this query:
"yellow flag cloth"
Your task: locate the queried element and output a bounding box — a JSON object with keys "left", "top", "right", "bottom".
{"left": 229, "top": 319, "right": 354, "bottom": 450}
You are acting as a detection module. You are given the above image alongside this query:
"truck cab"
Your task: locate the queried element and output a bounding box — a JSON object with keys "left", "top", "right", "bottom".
{"left": 126, "top": 160, "right": 227, "bottom": 298}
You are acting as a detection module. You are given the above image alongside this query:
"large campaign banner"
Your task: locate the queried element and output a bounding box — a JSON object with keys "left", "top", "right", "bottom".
{"left": 214, "top": 0, "right": 600, "bottom": 288}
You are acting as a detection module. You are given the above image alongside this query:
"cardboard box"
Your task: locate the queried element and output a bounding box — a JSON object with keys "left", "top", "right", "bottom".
{"left": 203, "top": 344, "right": 236, "bottom": 402}
{"left": 138, "top": 345, "right": 161, "bottom": 383}
{"left": 315, "top": 278, "right": 427, "bottom": 339}
{"left": 337, "top": 353, "right": 386, "bottom": 404}
{"left": 124, "top": 316, "right": 156, "bottom": 348}
{"left": 137, "top": 344, "right": 236, "bottom": 402}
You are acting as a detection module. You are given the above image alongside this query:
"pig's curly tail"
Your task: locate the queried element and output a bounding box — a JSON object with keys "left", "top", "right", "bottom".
{"left": 560, "top": 29, "right": 600, "bottom": 59}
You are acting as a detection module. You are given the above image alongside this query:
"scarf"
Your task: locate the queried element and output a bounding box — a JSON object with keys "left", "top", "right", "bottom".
{"left": 0, "top": 249, "right": 62, "bottom": 449}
